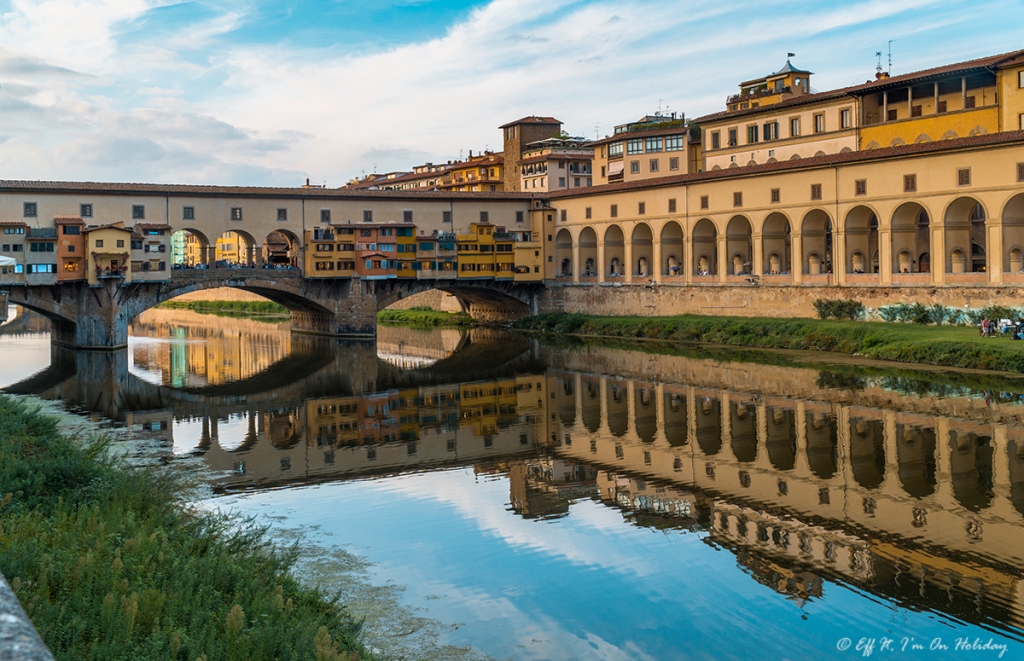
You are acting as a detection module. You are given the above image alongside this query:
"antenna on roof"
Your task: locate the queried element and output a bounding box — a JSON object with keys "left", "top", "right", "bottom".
{"left": 593, "top": 122, "right": 600, "bottom": 139}
{"left": 888, "top": 39, "right": 896, "bottom": 74}
{"left": 875, "top": 51, "right": 882, "bottom": 75}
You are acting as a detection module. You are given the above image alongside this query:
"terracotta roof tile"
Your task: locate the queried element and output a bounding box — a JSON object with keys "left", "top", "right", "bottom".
{"left": 133, "top": 223, "right": 173, "bottom": 231}
{"left": 53, "top": 215, "right": 85, "bottom": 224}
{"left": 0, "top": 180, "right": 535, "bottom": 201}
{"left": 545, "top": 130, "right": 1024, "bottom": 199}
{"left": 499, "top": 116, "right": 561, "bottom": 129}
{"left": 0, "top": 221, "right": 28, "bottom": 227}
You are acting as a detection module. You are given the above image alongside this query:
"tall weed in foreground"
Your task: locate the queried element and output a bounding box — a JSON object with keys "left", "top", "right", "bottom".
{"left": 0, "top": 397, "right": 366, "bottom": 661}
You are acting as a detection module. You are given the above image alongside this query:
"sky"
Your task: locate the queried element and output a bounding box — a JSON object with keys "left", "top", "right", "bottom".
{"left": 0, "top": 0, "right": 1021, "bottom": 187}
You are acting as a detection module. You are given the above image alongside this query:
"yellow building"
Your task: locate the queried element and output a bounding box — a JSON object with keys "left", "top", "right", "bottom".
{"left": 440, "top": 152, "right": 504, "bottom": 192}
{"left": 303, "top": 226, "right": 356, "bottom": 277}
{"left": 697, "top": 49, "right": 1024, "bottom": 171}
{"left": 85, "top": 222, "right": 133, "bottom": 285}
{"left": 457, "top": 221, "right": 497, "bottom": 279}
{"left": 591, "top": 114, "right": 699, "bottom": 186}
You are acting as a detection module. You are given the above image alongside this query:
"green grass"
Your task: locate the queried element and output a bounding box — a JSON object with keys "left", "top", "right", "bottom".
{"left": 157, "top": 300, "right": 290, "bottom": 316}
{"left": 377, "top": 307, "right": 472, "bottom": 327}
{"left": 0, "top": 396, "right": 365, "bottom": 661}
{"left": 514, "top": 312, "right": 1024, "bottom": 373}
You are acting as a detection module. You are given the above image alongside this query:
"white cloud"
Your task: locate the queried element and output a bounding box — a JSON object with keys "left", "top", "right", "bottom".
{"left": 0, "top": 0, "right": 1019, "bottom": 185}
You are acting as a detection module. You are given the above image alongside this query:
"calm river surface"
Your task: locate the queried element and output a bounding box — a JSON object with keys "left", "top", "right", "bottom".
{"left": 4, "top": 305, "right": 1024, "bottom": 660}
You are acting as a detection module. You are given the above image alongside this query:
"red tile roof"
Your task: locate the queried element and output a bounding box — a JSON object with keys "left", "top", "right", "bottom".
{"left": 0, "top": 180, "right": 535, "bottom": 201}
{"left": 0, "top": 221, "right": 28, "bottom": 227}
{"left": 53, "top": 215, "right": 85, "bottom": 224}
{"left": 499, "top": 116, "right": 562, "bottom": 129}
{"left": 133, "top": 223, "right": 173, "bottom": 231}
{"left": 545, "top": 130, "right": 1024, "bottom": 199}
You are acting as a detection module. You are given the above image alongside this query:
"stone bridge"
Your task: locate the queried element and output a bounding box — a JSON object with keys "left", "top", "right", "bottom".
{"left": 3, "top": 270, "right": 546, "bottom": 348}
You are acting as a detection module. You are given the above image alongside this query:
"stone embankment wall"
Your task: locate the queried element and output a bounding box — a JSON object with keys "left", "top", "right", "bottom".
{"left": 0, "top": 573, "right": 54, "bottom": 661}
{"left": 541, "top": 283, "right": 1024, "bottom": 318}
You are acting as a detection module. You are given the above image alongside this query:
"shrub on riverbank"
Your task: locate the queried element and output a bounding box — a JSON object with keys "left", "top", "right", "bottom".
{"left": 377, "top": 307, "right": 472, "bottom": 326}
{"left": 513, "top": 313, "right": 1024, "bottom": 372}
{"left": 0, "top": 397, "right": 365, "bottom": 661}
{"left": 813, "top": 299, "right": 865, "bottom": 321}
{"left": 157, "top": 300, "right": 289, "bottom": 315}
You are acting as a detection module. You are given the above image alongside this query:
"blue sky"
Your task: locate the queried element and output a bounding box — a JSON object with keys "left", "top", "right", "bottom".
{"left": 0, "top": 0, "right": 1021, "bottom": 186}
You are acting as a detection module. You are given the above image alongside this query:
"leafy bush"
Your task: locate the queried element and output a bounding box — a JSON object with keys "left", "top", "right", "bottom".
{"left": 813, "top": 299, "right": 865, "bottom": 320}
{"left": 0, "top": 397, "right": 366, "bottom": 661}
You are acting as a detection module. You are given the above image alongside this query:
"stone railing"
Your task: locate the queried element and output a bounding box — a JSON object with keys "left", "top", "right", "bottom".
{"left": 0, "top": 573, "right": 55, "bottom": 661}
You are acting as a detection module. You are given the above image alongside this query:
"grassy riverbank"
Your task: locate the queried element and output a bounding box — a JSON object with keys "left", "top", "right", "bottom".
{"left": 377, "top": 307, "right": 472, "bottom": 327}
{"left": 514, "top": 313, "right": 1024, "bottom": 373}
{"left": 0, "top": 396, "right": 365, "bottom": 661}
{"left": 158, "top": 300, "right": 290, "bottom": 316}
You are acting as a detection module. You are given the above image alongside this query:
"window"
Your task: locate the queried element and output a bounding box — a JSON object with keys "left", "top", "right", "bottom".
{"left": 911, "top": 105, "right": 922, "bottom": 118}
{"left": 814, "top": 114, "right": 825, "bottom": 133}
{"left": 442, "top": 210, "right": 452, "bottom": 223}
{"left": 585, "top": 207, "right": 592, "bottom": 219}
{"left": 700, "top": 195, "right": 709, "bottom": 210}
{"left": 116, "top": 239, "right": 124, "bottom": 248}
{"left": 183, "top": 206, "right": 195, "bottom": 220}
{"left": 515, "top": 211, "right": 524, "bottom": 223}
{"left": 938, "top": 100, "right": 947, "bottom": 113}
{"left": 747, "top": 125, "right": 759, "bottom": 143}
{"left": 95, "top": 239, "right": 104, "bottom": 248}
{"left": 770, "top": 188, "right": 780, "bottom": 203}
{"left": 80, "top": 204, "right": 93, "bottom": 218}
{"left": 904, "top": 174, "right": 917, "bottom": 193}
{"left": 855, "top": 179, "right": 867, "bottom": 196}
{"left": 62, "top": 225, "right": 80, "bottom": 235}
{"left": 733, "top": 192, "right": 743, "bottom": 207}
{"left": 665, "top": 135, "right": 684, "bottom": 151}
{"left": 574, "top": 177, "right": 580, "bottom": 187}
{"left": 277, "top": 208, "right": 288, "bottom": 221}
{"left": 320, "top": 209, "right": 331, "bottom": 224}
{"left": 964, "top": 95, "right": 976, "bottom": 109}
{"left": 230, "top": 207, "right": 242, "bottom": 221}
{"left": 887, "top": 108, "right": 898, "bottom": 121}
{"left": 627, "top": 138, "right": 644, "bottom": 154}
{"left": 645, "top": 137, "right": 663, "bottom": 152}
{"left": 610, "top": 204, "right": 618, "bottom": 218}
{"left": 558, "top": 177, "right": 566, "bottom": 187}
{"left": 132, "top": 205, "right": 145, "bottom": 220}
{"left": 479, "top": 211, "right": 489, "bottom": 223}
{"left": 630, "top": 160, "right": 640, "bottom": 174}
{"left": 608, "top": 142, "right": 623, "bottom": 157}
{"left": 1018, "top": 163, "right": 1024, "bottom": 182}
{"left": 1019, "top": 113, "right": 1024, "bottom": 131}
{"left": 23, "top": 202, "right": 37, "bottom": 217}
{"left": 402, "top": 210, "right": 413, "bottom": 223}
{"left": 1019, "top": 70, "right": 1024, "bottom": 88}
{"left": 560, "top": 209, "right": 567, "bottom": 222}
{"left": 28, "top": 264, "right": 56, "bottom": 274}
{"left": 728, "top": 128, "right": 737, "bottom": 146}
{"left": 763, "top": 121, "right": 778, "bottom": 140}
{"left": 638, "top": 202, "right": 646, "bottom": 215}
{"left": 649, "top": 159, "right": 659, "bottom": 172}
{"left": 957, "top": 168, "right": 971, "bottom": 187}
{"left": 363, "top": 210, "right": 373, "bottom": 223}
{"left": 3, "top": 227, "right": 25, "bottom": 235}
{"left": 668, "top": 198, "right": 677, "bottom": 213}
{"left": 669, "top": 157, "right": 679, "bottom": 171}
{"left": 29, "top": 242, "right": 54, "bottom": 252}
{"left": 711, "top": 132, "right": 720, "bottom": 149}
{"left": 841, "top": 108, "right": 852, "bottom": 128}
{"left": 790, "top": 118, "right": 800, "bottom": 137}
{"left": 810, "top": 183, "right": 822, "bottom": 200}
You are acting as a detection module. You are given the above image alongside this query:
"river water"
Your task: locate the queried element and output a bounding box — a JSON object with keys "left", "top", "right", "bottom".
{"left": 3, "top": 305, "right": 1024, "bottom": 660}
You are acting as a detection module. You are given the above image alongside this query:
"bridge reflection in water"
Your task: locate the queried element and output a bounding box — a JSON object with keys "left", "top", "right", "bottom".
{"left": 5, "top": 311, "right": 1024, "bottom": 644}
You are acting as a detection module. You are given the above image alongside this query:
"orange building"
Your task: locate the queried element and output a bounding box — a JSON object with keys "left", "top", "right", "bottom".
{"left": 54, "top": 215, "right": 85, "bottom": 281}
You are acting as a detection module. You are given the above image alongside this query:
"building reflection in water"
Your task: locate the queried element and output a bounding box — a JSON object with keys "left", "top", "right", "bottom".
{"left": 6, "top": 309, "right": 1024, "bottom": 644}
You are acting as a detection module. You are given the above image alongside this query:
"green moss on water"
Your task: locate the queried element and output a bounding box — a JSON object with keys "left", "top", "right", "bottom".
{"left": 515, "top": 313, "right": 1024, "bottom": 373}
{"left": 0, "top": 396, "right": 367, "bottom": 661}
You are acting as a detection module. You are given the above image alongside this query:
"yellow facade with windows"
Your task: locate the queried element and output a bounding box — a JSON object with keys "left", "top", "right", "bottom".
{"left": 456, "top": 222, "right": 497, "bottom": 279}
{"left": 85, "top": 224, "right": 133, "bottom": 285}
